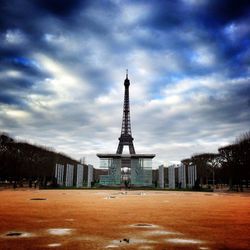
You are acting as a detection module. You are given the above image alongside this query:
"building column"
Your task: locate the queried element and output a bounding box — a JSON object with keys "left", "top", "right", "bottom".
{"left": 158, "top": 165, "right": 164, "bottom": 188}
{"left": 168, "top": 165, "right": 175, "bottom": 189}
{"left": 76, "top": 164, "right": 84, "bottom": 188}
{"left": 87, "top": 164, "right": 93, "bottom": 188}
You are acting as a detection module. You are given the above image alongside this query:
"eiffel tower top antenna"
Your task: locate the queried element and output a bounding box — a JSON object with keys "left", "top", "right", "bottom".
{"left": 116, "top": 70, "right": 136, "bottom": 154}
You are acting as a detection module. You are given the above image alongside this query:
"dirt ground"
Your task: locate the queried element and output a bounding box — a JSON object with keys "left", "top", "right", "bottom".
{"left": 0, "top": 189, "right": 249, "bottom": 250}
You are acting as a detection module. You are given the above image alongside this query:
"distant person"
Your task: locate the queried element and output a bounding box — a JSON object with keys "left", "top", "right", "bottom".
{"left": 124, "top": 180, "right": 130, "bottom": 190}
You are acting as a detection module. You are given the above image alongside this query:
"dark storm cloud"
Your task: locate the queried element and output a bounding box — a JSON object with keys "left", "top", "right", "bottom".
{"left": 134, "top": 0, "right": 250, "bottom": 77}
{"left": 1, "top": 77, "right": 33, "bottom": 90}
{"left": 0, "top": 52, "right": 52, "bottom": 106}
{"left": 0, "top": 0, "right": 85, "bottom": 30}
{"left": 142, "top": 1, "right": 184, "bottom": 30}
{"left": 199, "top": 0, "right": 250, "bottom": 27}
{"left": 0, "top": 1, "right": 118, "bottom": 99}
{"left": 0, "top": 93, "right": 23, "bottom": 105}
{"left": 35, "top": 0, "right": 84, "bottom": 17}
{"left": 0, "top": 56, "right": 45, "bottom": 77}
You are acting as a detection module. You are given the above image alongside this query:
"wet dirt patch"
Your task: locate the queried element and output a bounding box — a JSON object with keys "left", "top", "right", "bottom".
{"left": 6, "top": 232, "right": 22, "bottom": 237}
{"left": 30, "top": 198, "right": 47, "bottom": 200}
{"left": 35, "top": 219, "right": 49, "bottom": 223}
{"left": 95, "top": 192, "right": 110, "bottom": 195}
{"left": 106, "top": 237, "right": 157, "bottom": 248}
{"left": 130, "top": 223, "right": 159, "bottom": 228}
{"left": 47, "top": 228, "right": 73, "bottom": 236}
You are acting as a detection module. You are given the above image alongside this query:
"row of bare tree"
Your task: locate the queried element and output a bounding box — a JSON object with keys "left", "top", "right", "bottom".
{"left": 181, "top": 132, "right": 250, "bottom": 190}
{"left": 0, "top": 132, "right": 80, "bottom": 182}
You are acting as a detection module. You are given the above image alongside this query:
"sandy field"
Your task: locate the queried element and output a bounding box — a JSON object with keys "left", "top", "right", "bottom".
{"left": 0, "top": 189, "right": 249, "bottom": 250}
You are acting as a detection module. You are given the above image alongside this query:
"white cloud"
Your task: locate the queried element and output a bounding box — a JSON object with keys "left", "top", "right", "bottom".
{"left": 33, "top": 53, "right": 91, "bottom": 103}
{"left": 121, "top": 3, "right": 150, "bottom": 25}
{"left": 224, "top": 21, "right": 250, "bottom": 43}
{"left": 4, "top": 29, "right": 27, "bottom": 45}
{"left": 182, "top": 0, "right": 207, "bottom": 6}
{"left": 0, "top": 70, "right": 22, "bottom": 79}
{"left": 5, "top": 108, "right": 30, "bottom": 120}
{"left": 191, "top": 46, "right": 216, "bottom": 66}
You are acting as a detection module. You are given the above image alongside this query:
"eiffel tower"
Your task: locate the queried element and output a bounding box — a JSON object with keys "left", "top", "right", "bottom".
{"left": 116, "top": 70, "right": 136, "bottom": 154}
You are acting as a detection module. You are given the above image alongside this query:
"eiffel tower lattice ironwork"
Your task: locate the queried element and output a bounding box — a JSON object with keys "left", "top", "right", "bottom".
{"left": 116, "top": 70, "right": 136, "bottom": 154}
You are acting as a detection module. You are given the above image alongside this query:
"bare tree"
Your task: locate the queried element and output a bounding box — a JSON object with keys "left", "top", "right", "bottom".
{"left": 218, "top": 131, "right": 250, "bottom": 191}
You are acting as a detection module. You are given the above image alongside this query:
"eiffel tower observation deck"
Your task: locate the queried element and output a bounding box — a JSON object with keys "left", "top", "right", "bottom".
{"left": 97, "top": 71, "right": 155, "bottom": 187}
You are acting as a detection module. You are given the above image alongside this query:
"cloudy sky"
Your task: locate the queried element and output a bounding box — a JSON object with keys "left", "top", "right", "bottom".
{"left": 1, "top": 0, "right": 250, "bottom": 167}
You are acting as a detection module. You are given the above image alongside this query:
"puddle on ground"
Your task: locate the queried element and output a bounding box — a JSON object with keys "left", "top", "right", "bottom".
{"left": 4, "top": 231, "right": 33, "bottom": 238}
{"left": 30, "top": 198, "right": 47, "bottom": 200}
{"left": 143, "top": 230, "right": 182, "bottom": 236}
{"left": 47, "top": 228, "right": 73, "bottom": 236}
{"left": 130, "top": 223, "right": 159, "bottom": 228}
{"left": 138, "top": 246, "right": 154, "bottom": 250}
{"left": 6, "top": 232, "right": 22, "bottom": 237}
{"left": 166, "top": 238, "right": 204, "bottom": 244}
{"left": 75, "top": 234, "right": 105, "bottom": 242}
{"left": 65, "top": 218, "right": 75, "bottom": 222}
{"left": 105, "top": 245, "right": 119, "bottom": 248}
{"left": 199, "top": 247, "right": 210, "bottom": 250}
{"left": 128, "top": 238, "right": 157, "bottom": 244}
{"left": 48, "top": 243, "right": 62, "bottom": 247}
{"left": 115, "top": 192, "right": 147, "bottom": 196}
{"left": 129, "top": 192, "right": 146, "bottom": 196}
{"left": 105, "top": 195, "right": 117, "bottom": 199}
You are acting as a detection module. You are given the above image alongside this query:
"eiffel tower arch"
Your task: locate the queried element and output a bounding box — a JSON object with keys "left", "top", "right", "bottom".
{"left": 97, "top": 71, "right": 155, "bottom": 187}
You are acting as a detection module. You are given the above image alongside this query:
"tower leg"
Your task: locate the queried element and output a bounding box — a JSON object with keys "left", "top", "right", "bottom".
{"left": 116, "top": 143, "right": 123, "bottom": 154}
{"left": 129, "top": 144, "right": 135, "bottom": 154}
